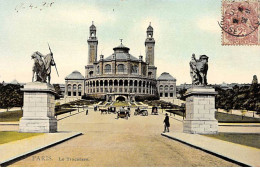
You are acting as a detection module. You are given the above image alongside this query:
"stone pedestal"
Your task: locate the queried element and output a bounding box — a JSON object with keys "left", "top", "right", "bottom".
{"left": 183, "top": 86, "right": 218, "bottom": 134}
{"left": 19, "top": 82, "right": 57, "bottom": 133}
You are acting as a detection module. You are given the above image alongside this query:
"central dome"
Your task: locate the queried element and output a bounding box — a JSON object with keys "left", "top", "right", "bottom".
{"left": 103, "top": 43, "right": 139, "bottom": 61}
{"left": 113, "top": 43, "right": 130, "bottom": 53}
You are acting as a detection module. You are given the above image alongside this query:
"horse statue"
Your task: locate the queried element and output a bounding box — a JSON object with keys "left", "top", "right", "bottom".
{"left": 189, "top": 54, "right": 208, "bottom": 86}
{"left": 31, "top": 51, "right": 56, "bottom": 84}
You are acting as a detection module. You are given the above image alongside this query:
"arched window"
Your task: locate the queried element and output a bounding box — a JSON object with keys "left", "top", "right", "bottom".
{"left": 124, "top": 80, "right": 128, "bottom": 86}
{"left": 73, "top": 84, "right": 77, "bottom": 96}
{"left": 105, "top": 64, "right": 111, "bottom": 73}
{"left": 78, "top": 85, "right": 82, "bottom": 96}
{"left": 89, "top": 71, "right": 93, "bottom": 77}
{"left": 117, "top": 64, "right": 125, "bottom": 73}
{"left": 114, "top": 80, "right": 118, "bottom": 86}
{"left": 73, "top": 85, "right": 77, "bottom": 91}
{"left": 68, "top": 85, "right": 72, "bottom": 91}
{"left": 159, "top": 85, "right": 163, "bottom": 91}
{"left": 119, "top": 80, "right": 123, "bottom": 86}
{"left": 129, "top": 80, "right": 133, "bottom": 86}
{"left": 131, "top": 65, "right": 138, "bottom": 74}
{"left": 134, "top": 80, "right": 138, "bottom": 86}
{"left": 109, "top": 80, "right": 113, "bottom": 86}
{"left": 170, "top": 85, "right": 174, "bottom": 91}
{"left": 104, "top": 80, "right": 108, "bottom": 86}
{"left": 67, "top": 85, "right": 72, "bottom": 96}
{"left": 148, "top": 72, "right": 152, "bottom": 78}
{"left": 164, "top": 85, "right": 169, "bottom": 91}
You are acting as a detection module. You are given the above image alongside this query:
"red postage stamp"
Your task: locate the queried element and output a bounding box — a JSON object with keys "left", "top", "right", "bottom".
{"left": 221, "top": 0, "right": 260, "bottom": 45}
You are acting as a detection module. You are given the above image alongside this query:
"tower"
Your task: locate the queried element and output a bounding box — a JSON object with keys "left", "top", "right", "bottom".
{"left": 145, "top": 22, "right": 155, "bottom": 66}
{"left": 87, "top": 21, "right": 98, "bottom": 65}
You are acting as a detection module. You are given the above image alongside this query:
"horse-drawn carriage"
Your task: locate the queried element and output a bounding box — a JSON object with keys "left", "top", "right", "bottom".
{"left": 99, "top": 108, "right": 108, "bottom": 114}
{"left": 117, "top": 108, "right": 129, "bottom": 119}
{"left": 151, "top": 106, "right": 158, "bottom": 115}
{"left": 134, "top": 107, "right": 148, "bottom": 116}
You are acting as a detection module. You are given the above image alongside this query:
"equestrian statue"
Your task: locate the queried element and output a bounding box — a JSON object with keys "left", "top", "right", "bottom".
{"left": 31, "top": 44, "right": 59, "bottom": 84}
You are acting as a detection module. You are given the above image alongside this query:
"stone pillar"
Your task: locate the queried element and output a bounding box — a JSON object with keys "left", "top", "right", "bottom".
{"left": 19, "top": 82, "right": 57, "bottom": 133}
{"left": 141, "top": 81, "right": 143, "bottom": 94}
{"left": 100, "top": 56, "right": 104, "bottom": 75}
{"left": 127, "top": 79, "right": 130, "bottom": 93}
{"left": 103, "top": 79, "right": 105, "bottom": 93}
{"left": 112, "top": 80, "right": 114, "bottom": 92}
{"left": 123, "top": 80, "right": 125, "bottom": 93}
{"left": 183, "top": 86, "right": 218, "bottom": 134}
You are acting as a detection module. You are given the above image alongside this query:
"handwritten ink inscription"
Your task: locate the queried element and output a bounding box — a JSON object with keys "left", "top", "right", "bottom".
{"left": 15, "top": 1, "right": 54, "bottom": 12}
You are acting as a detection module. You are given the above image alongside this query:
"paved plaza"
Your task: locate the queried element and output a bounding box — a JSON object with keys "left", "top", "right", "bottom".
{"left": 4, "top": 108, "right": 240, "bottom": 167}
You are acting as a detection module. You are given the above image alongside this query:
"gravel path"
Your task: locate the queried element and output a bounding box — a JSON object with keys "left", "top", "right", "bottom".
{"left": 9, "top": 108, "right": 238, "bottom": 167}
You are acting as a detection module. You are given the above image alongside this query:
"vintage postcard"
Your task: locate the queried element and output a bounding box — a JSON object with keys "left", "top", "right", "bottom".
{"left": 0, "top": 0, "right": 259, "bottom": 167}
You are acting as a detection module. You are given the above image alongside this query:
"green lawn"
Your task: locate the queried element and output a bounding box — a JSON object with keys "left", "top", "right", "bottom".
{"left": 0, "top": 131, "right": 43, "bottom": 144}
{"left": 215, "top": 112, "right": 260, "bottom": 123}
{"left": 0, "top": 110, "right": 23, "bottom": 122}
{"left": 204, "top": 133, "right": 260, "bottom": 149}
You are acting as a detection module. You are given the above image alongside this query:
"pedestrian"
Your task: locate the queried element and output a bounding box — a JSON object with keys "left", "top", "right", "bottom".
{"left": 86, "top": 109, "right": 88, "bottom": 115}
{"left": 163, "top": 113, "right": 170, "bottom": 133}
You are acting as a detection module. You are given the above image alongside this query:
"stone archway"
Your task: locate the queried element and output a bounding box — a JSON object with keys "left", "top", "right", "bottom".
{"left": 116, "top": 96, "right": 126, "bottom": 101}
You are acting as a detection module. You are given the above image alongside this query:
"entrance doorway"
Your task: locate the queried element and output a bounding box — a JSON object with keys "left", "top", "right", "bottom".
{"left": 116, "top": 96, "right": 126, "bottom": 101}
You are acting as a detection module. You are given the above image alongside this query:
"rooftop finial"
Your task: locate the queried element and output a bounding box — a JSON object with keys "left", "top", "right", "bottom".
{"left": 119, "top": 39, "right": 123, "bottom": 45}
{"left": 92, "top": 21, "right": 94, "bottom": 25}
{"left": 149, "top": 22, "right": 151, "bottom": 26}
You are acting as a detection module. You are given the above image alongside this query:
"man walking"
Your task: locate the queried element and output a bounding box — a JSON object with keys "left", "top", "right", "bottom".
{"left": 163, "top": 113, "right": 170, "bottom": 133}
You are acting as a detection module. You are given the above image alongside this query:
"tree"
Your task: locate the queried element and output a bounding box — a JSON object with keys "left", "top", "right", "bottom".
{"left": 53, "top": 84, "right": 61, "bottom": 99}
{"left": 215, "top": 83, "right": 260, "bottom": 112}
{"left": 178, "top": 88, "right": 187, "bottom": 100}
{"left": 0, "top": 84, "right": 23, "bottom": 111}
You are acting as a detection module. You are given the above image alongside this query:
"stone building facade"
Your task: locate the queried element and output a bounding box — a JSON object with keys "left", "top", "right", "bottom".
{"left": 65, "top": 70, "right": 85, "bottom": 100}
{"left": 65, "top": 22, "right": 159, "bottom": 102}
{"left": 157, "top": 72, "right": 177, "bottom": 100}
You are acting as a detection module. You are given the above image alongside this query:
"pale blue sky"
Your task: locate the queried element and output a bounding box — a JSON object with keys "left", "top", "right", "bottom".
{"left": 0, "top": 0, "right": 259, "bottom": 84}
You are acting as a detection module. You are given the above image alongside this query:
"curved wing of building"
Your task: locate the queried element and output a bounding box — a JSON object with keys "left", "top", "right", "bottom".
{"left": 64, "top": 22, "right": 176, "bottom": 102}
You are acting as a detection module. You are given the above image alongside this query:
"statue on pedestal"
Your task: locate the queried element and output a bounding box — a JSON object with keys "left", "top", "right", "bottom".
{"left": 31, "top": 44, "right": 58, "bottom": 84}
{"left": 189, "top": 54, "right": 208, "bottom": 86}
